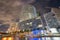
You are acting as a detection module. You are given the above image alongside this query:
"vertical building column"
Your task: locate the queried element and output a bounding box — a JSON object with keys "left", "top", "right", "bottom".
{"left": 39, "top": 7, "right": 52, "bottom": 34}
{"left": 40, "top": 12, "right": 47, "bottom": 26}
{"left": 39, "top": 7, "right": 51, "bottom": 26}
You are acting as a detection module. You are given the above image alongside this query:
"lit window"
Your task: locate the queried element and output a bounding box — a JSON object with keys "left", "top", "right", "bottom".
{"left": 38, "top": 24, "right": 42, "bottom": 27}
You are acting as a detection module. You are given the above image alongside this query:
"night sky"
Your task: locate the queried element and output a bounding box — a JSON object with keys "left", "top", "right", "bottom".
{"left": 32, "top": 0, "right": 60, "bottom": 8}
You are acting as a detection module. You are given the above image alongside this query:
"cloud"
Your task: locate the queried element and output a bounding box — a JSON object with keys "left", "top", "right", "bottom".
{"left": 0, "top": 0, "right": 35, "bottom": 24}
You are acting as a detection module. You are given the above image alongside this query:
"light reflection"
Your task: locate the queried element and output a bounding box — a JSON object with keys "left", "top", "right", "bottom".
{"left": 8, "top": 37, "right": 13, "bottom": 40}
{"left": 2, "top": 37, "right": 7, "bottom": 40}
{"left": 2, "top": 37, "right": 13, "bottom": 40}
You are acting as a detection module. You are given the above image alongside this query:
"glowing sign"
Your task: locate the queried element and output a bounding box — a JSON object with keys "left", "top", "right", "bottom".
{"left": 29, "top": 30, "right": 43, "bottom": 40}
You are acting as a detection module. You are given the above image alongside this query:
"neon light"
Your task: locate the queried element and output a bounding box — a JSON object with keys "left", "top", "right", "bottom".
{"left": 29, "top": 30, "right": 42, "bottom": 40}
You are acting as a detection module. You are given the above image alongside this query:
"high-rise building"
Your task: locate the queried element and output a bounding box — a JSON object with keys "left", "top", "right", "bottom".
{"left": 44, "top": 12, "right": 59, "bottom": 28}
{"left": 51, "top": 8, "right": 60, "bottom": 25}
{"left": 19, "top": 5, "right": 37, "bottom": 22}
